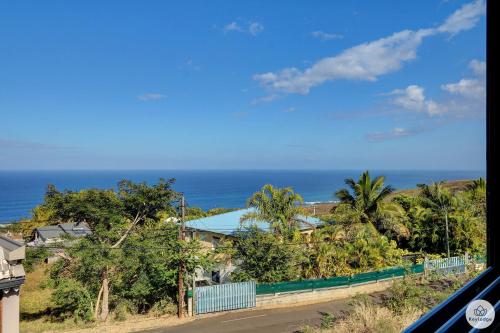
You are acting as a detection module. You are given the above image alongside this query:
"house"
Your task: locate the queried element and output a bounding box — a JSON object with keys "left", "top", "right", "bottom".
{"left": 184, "top": 208, "right": 323, "bottom": 285}
{"left": 0, "top": 235, "right": 25, "bottom": 333}
{"left": 30, "top": 222, "right": 92, "bottom": 246}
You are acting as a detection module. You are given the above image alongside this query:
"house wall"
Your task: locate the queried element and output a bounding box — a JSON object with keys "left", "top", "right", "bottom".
{"left": 188, "top": 228, "right": 317, "bottom": 284}
{"left": 1, "top": 289, "right": 20, "bottom": 333}
{"left": 188, "top": 230, "right": 237, "bottom": 284}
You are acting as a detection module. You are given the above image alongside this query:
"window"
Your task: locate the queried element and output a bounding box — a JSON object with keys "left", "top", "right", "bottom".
{"left": 211, "top": 271, "right": 220, "bottom": 284}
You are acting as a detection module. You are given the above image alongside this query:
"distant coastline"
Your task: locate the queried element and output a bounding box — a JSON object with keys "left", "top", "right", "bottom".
{"left": 0, "top": 170, "right": 485, "bottom": 224}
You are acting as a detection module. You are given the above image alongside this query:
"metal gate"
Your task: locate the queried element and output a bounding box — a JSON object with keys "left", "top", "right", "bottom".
{"left": 195, "top": 281, "right": 256, "bottom": 314}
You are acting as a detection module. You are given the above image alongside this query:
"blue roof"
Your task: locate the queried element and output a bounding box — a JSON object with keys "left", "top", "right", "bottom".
{"left": 185, "top": 208, "right": 323, "bottom": 236}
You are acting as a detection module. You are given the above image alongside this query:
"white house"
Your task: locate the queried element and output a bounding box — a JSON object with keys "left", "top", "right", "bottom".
{"left": 0, "top": 235, "right": 25, "bottom": 333}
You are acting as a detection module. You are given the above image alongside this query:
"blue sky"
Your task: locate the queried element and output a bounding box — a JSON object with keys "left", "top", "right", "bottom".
{"left": 0, "top": 0, "right": 486, "bottom": 170}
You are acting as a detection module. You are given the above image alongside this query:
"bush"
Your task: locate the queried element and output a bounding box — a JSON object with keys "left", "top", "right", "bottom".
{"left": 149, "top": 298, "right": 177, "bottom": 317}
{"left": 320, "top": 313, "right": 334, "bottom": 329}
{"left": 113, "top": 299, "right": 137, "bottom": 321}
{"left": 232, "top": 227, "right": 303, "bottom": 283}
{"left": 24, "top": 247, "right": 51, "bottom": 273}
{"left": 51, "top": 278, "right": 93, "bottom": 322}
{"left": 386, "top": 278, "right": 432, "bottom": 314}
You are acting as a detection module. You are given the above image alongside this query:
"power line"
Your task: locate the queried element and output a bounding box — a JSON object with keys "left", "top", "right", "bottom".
{"left": 28, "top": 233, "right": 434, "bottom": 252}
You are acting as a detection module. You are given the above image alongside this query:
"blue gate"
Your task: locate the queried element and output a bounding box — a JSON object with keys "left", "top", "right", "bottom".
{"left": 194, "top": 281, "right": 256, "bottom": 314}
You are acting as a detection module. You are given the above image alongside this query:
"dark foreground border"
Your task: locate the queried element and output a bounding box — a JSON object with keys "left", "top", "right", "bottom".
{"left": 404, "top": 2, "right": 499, "bottom": 332}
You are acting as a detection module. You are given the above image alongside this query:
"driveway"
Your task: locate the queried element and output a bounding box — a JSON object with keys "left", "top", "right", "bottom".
{"left": 140, "top": 299, "right": 352, "bottom": 333}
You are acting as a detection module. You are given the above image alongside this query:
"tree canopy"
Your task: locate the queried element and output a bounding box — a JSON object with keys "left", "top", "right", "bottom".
{"left": 43, "top": 179, "right": 208, "bottom": 322}
{"left": 241, "top": 184, "right": 306, "bottom": 239}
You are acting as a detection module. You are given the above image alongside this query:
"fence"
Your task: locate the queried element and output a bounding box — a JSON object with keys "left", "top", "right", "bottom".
{"left": 424, "top": 255, "right": 467, "bottom": 275}
{"left": 256, "top": 264, "right": 424, "bottom": 295}
{"left": 191, "top": 254, "right": 484, "bottom": 314}
{"left": 194, "top": 281, "right": 256, "bottom": 314}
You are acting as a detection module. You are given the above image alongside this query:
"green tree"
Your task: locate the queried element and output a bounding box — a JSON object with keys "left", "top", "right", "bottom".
{"left": 466, "top": 177, "right": 486, "bottom": 193}
{"left": 241, "top": 184, "right": 307, "bottom": 239}
{"left": 301, "top": 225, "right": 353, "bottom": 278}
{"left": 417, "top": 182, "right": 455, "bottom": 258}
{"left": 231, "top": 227, "right": 302, "bottom": 283}
{"left": 333, "top": 171, "right": 409, "bottom": 238}
{"left": 45, "top": 179, "right": 181, "bottom": 321}
{"left": 114, "top": 222, "right": 208, "bottom": 314}
{"left": 465, "top": 178, "right": 486, "bottom": 217}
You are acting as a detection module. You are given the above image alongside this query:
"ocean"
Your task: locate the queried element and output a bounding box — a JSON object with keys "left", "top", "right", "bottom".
{"left": 0, "top": 170, "right": 485, "bottom": 224}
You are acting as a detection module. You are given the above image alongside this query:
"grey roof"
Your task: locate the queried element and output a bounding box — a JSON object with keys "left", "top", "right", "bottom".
{"left": 0, "top": 235, "right": 23, "bottom": 252}
{"left": 36, "top": 225, "right": 64, "bottom": 240}
{"left": 0, "top": 235, "right": 25, "bottom": 261}
{"left": 59, "top": 223, "right": 92, "bottom": 237}
{"left": 36, "top": 222, "right": 92, "bottom": 240}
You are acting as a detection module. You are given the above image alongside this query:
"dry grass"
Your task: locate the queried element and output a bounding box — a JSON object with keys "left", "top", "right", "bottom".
{"left": 19, "top": 263, "right": 186, "bottom": 333}
{"left": 308, "top": 301, "right": 422, "bottom": 333}
{"left": 19, "top": 263, "right": 85, "bottom": 333}
{"left": 20, "top": 315, "right": 189, "bottom": 333}
{"left": 300, "top": 273, "right": 475, "bottom": 333}
{"left": 20, "top": 264, "right": 54, "bottom": 319}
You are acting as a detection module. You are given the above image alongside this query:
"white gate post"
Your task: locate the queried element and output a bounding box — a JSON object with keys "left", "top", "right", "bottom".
{"left": 424, "top": 257, "right": 429, "bottom": 277}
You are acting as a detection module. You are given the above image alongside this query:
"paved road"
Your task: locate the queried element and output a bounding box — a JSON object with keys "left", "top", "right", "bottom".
{"left": 142, "top": 299, "right": 352, "bottom": 333}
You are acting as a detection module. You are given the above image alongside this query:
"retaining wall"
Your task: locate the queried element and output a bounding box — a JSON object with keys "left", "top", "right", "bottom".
{"left": 255, "top": 277, "right": 401, "bottom": 309}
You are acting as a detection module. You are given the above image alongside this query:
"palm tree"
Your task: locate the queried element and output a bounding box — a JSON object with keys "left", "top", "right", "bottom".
{"left": 466, "top": 177, "right": 487, "bottom": 206}
{"left": 466, "top": 177, "right": 486, "bottom": 192}
{"left": 334, "top": 171, "right": 408, "bottom": 237}
{"left": 417, "top": 182, "right": 455, "bottom": 258}
{"left": 241, "top": 184, "right": 306, "bottom": 239}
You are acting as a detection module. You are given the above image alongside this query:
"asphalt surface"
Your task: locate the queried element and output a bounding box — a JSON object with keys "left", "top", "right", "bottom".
{"left": 141, "top": 299, "right": 352, "bottom": 333}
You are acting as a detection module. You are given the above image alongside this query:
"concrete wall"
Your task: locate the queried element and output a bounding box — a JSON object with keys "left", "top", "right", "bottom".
{"left": 1, "top": 289, "right": 20, "bottom": 333}
{"left": 256, "top": 278, "right": 401, "bottom": 309}
{"left": 189, "top": 231, "right": 236, "bottom": 284}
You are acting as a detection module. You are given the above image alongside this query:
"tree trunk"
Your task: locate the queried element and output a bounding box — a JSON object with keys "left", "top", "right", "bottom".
{"left": 94, "top": 283, "right": 104, "bottom": 320}
{"left": 111, "top": 213, "right": 141, "bottom": 249}
{"left": 444, "top": 211, "right": 451, "bottom": 258}
{"left": 100, "top": 269, "right": 109, "bottom": 321}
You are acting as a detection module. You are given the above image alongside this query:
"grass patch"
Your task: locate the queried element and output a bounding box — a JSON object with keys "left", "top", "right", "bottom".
{"left": 20, "top": 264, "right": 54, "bottom": 319}
{"left": 19, "top": 263, "right": 180, "bottom": 333}
{"left": 20, "top": 263, "right": 86, "bottom": 332}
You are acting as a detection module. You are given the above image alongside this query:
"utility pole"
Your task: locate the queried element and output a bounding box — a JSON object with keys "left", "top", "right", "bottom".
{"left": 178, "top": 195, "right": 186, "bottom": 318}
{"left": 192, "top": 272, "right": 196, "bottom": 316}
{"left": 444, "top": 210, "right": 451, "bottom": 259}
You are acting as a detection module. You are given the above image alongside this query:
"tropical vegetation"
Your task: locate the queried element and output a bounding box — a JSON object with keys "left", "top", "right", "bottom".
{"left": 14, "top": 172, "right": 486, "bottom": 329}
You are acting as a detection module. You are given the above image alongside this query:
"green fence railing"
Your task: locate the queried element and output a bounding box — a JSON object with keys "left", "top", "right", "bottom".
{"left": 256, "top": 264, "right": 424, "bottom": 295}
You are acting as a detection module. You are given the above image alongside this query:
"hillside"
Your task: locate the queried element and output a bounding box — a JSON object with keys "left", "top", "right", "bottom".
{"left": 303, "top": 179, "right": 475, "bottom": 216}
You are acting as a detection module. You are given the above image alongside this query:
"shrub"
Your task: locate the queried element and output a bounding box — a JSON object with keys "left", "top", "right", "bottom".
{"left": 113, "top": 299, "right": 137, "bottom": 321}
{"left": 386, "top": 278, "right": 428, "bottom": 314}
{"left": 149, "top": 298, "right": 177, "bottom": 317}
{"left": 24, "top": 247, "right": 51, "bottom": 273}
{"left": 51, "top": 278, "right": 93, "bottom": 322}
{"left": 320, "top": 313, "right": 334, "bottom": 329}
